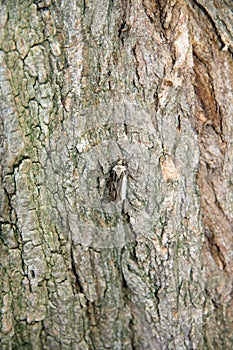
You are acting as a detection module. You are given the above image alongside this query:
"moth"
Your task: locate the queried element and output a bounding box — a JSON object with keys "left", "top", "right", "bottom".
{"left": 103, "top": 160, "right": 128, "bottom": 202}
{"left": 105, "top": 159, "right": 128, "bottom": 203}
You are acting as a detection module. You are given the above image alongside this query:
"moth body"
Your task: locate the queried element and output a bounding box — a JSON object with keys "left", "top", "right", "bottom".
{"left": 111, "top": 163, "right": 128, "bottom": 202}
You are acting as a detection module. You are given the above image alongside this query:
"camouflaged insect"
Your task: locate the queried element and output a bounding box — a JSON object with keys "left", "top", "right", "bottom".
{"left": 110, "top": 160, "right": 128, "bottom": 202}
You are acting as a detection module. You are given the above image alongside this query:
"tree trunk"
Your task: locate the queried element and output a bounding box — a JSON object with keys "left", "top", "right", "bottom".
{"left": 0, "top": 0, "right": 232, "bottom": 349}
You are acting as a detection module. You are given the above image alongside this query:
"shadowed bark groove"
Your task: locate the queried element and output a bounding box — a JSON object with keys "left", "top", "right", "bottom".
{"left": 0, "top": 0, "right": 232, "bottom": 349}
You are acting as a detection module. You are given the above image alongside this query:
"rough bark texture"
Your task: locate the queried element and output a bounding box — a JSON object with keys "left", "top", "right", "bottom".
{"left": 0, "top": 0, "right": 232, "bottom": 349}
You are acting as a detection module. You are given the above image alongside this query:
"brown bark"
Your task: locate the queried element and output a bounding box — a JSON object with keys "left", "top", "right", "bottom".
{"left": 0, "top": 0, "right": 232, "bottom": 349}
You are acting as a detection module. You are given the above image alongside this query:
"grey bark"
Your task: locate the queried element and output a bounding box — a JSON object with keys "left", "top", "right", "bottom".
{"left": 0, "top": 0, "right": 232, "bottom": 349}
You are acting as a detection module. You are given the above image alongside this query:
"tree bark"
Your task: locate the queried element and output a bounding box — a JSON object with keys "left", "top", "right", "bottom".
{"left": 0, "top": 0, "right": 232, "bottom": 349}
